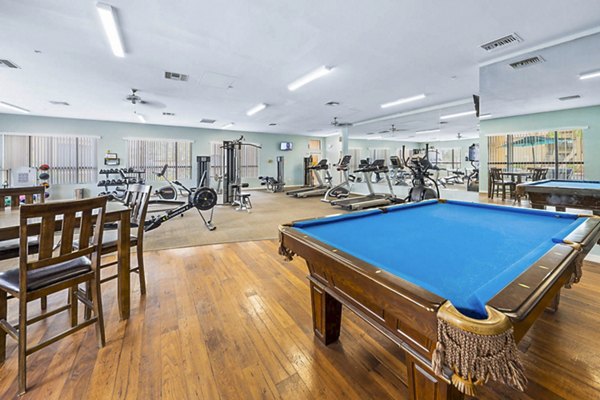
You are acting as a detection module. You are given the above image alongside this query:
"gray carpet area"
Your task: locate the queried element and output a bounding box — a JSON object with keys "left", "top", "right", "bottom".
{"left": 143, "top": 189, "right": 350, "bottom": 251}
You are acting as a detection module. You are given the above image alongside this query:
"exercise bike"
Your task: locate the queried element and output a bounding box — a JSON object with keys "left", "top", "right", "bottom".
{"left": 145, "top": 172, "right": 217, "bottom": 232}
{"left": 153, "top": 164, "right": 182, "bottom": 201}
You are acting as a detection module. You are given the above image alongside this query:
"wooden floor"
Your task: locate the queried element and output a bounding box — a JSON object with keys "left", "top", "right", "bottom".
{"left": 1, "top": 240, "right": 600, "bottom": 399}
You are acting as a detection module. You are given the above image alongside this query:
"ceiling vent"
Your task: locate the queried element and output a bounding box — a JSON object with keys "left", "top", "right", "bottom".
{"left": 480, "top": 33, "right": 523, "bottom": 52}
{"left": 199, "top": 118, "right": 215, "bottom": 124}
{"left": 164, "top": 71, "right": 189, "bottom": 81}
{"left": 162, "top": 112, "right": 175, "bottom": 116}
{"left": 325, "top": 101, "right": 340, "bottom": 106}
{"left": 49, "top": 101, "right": 70, "bottom": 106}
{"left": 269, "top": 123, "right": 277, "bottom": 126}
{"left": 0, "top": 59, "right": 19, "bottom": 69}
{"left": 558, "top": 95, "right": 581, "bottom": 101}
{"left": 509, "top": 56, "right": 545, "bottom": 69}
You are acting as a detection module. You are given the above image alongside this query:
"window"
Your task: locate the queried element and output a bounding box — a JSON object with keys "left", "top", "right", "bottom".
{"left": 434, "top": 147, "right": 462, "bottom": 170}
{"left": 369, "top": 148, "right": 389, "bottom": 164}
{"left": 210, "top": 141, "right": 261, "bottom": 179}
{"left": 488, "top": 129, "right": 584, "bottom": 180}
{"left": 127, "top": 138, "right": 192, "bottom": 180}
{"left": 1, "top": 134, "right": 98, "bottom": 184}
{"left": 348, "top": 148, "right": 362, "bottom": 171}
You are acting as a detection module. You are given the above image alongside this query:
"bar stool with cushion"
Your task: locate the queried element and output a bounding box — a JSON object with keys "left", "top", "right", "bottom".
{"left": 75, "top": 184, "right": 152, "bottom": 301}
{"left": 0, "top": 186, "right": 47, "bottom": 310}
{"left": 0, "top": 196, "right": 107, "bottom": 395}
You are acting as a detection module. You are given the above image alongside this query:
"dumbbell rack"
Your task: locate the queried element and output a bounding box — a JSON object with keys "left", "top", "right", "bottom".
{"left": 97, "top": 168, "right": 145, "bottom": 198}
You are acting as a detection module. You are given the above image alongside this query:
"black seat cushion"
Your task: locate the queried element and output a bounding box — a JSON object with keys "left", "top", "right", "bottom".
{"left": 0, "top": 237, "right": 40, "bottom": 261}
{"left": 0, "top": 256, "right": 92, "bottom": 293}
{"left": 73, "top": 230, "right": 137, "bottom": 251}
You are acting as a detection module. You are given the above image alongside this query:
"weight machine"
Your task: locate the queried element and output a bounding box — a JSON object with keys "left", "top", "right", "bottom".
{"left": 258, "top": 156, "right": 285, "bottom": 193}
{"left": 221, "top": 136, "right": 262, "bottom": 209}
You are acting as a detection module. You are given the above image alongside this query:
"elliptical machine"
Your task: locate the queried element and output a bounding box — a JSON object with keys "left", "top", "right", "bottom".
{"left": 321, "top": 155, "right": 353, "bottom": 202}
{"left": 403, "top": 144, "right": 440, "bottom": 202}
{"left": 153, "top": 164, "right": 182, "bottom": 201}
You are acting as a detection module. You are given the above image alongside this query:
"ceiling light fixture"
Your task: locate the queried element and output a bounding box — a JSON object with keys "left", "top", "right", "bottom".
{"left": 380, "top": 93, "right": 426, "bottom": 109}
{"left": 579, "top": 69, "right": 600, "bottom": 80}
{"left": 222, "top": 122, "right": 234, "bottom": 129}
{"left": 415, "top": 128, "right": 440, "bottom": 134}
{"left": 246, "top": 103, "right": 267, "bottom": 116}
{"left": 0, "top": 101, "right": 30, "bottom": 113}
{"left": 288, "top": 66, "right": 333, "bottom": 91}
{"left": 479, "top": 113, "right": 492, "bottom": 119}
{"left": 96, "top": 2, "right": 125, "bottom": 57}
{"left": 136, "top": 113, "right": 146, "bottom": 123}
{"left": 440, "top": 110, "right": 476, "bottom": 120}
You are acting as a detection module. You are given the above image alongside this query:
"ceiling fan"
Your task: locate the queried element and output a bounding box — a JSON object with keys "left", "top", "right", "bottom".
{"left": 330, "top": 117, "right": 352, "bottom": 127}
{"left": 378, "top": 124, "right": 405, "bottom": 134}
{"left": 124, "top": 89, "right": 165, "bottom": 108}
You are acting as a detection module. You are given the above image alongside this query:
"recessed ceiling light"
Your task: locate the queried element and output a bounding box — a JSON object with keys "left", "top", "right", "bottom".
{"left": 416, "top": 128, "right": 440, "bottom": 134}
{"left": 579, "top": 69, "right": 600, "bottom": 80}
{"left": 0, "top": 101, "right": 30, "bottom": 113}
{"left": 288, "top": 66, "right": 334, "bottom": 91}
{"left": 222, "top": 122, "right": 234, "bottom": 129}
{"left": 380, "top": 94, "right": 426, "bottom": 109}
{"left": 96, "top": 3, "right": 125, "bottom": 58}
{"left": 246, "top": 103, "right": 267, "bottom": 116}
{"left": 440, "top": 110, "right": 476, "bottom": 120}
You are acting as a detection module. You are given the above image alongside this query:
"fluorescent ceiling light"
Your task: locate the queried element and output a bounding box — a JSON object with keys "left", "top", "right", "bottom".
{"left": 96, "top": 2, "right": 125, "bottom": 57}
{"left": 579, "top": 69, "right": 600, "bottom": 80}
{"left": 222, "top": 122, "right": 234, "bottom": 129}
{"left": 136, "top": 113, "right": 146, "bottom": 123}
{"left": 380, "top": 94, "right": 426, "bottom": 109}
{"left": 246, "top": 103, "right": 267, "bottom": 116}
{"left": 0, "top": 101, "right": 30, "bottom": 113}
{"left": 287, "top": 66, "right": 333, "bottom": 91}
{"left": 479, "top": 113, "right": 492, "bottom": 119}
{"left": 415, "top": 128, "right": 440, "bottom": 134}
{"left": 440, "top": 110, "right": 476, "bottom": 120}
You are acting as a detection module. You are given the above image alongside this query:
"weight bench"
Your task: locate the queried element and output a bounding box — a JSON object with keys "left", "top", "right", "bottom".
{"left": 235, "top": 193, "right": 252, "bottom": 212}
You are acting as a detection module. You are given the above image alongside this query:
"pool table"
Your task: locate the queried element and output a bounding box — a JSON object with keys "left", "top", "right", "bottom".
{"left": 516, "top": 179, "right": 600, "bottom": 215}
{"left": 279, "top": 199, "right": 600, "bottom": 400}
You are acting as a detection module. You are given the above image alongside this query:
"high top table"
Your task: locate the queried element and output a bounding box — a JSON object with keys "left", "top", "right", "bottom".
{"left": 0, "top": 201, "right": 132, "bottom": 320}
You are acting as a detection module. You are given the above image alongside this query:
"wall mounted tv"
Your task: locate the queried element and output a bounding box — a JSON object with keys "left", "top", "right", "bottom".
{"left": 280, "top": 142, "right": 293, "bottom": 151}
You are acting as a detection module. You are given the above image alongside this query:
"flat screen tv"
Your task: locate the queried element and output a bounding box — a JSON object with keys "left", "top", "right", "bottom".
{"left": 280, "top": 142, "right": 293, "bottom": 151}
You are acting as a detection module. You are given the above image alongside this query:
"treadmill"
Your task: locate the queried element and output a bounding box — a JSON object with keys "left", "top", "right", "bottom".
{"left": 294, "top": 160, "right": 332, "bottom": 198}
{"left": 330, "top": 159, "right": 399, "bottom": 211}
{"left": 286, "top": 159, "right": 330, "bottom": 197}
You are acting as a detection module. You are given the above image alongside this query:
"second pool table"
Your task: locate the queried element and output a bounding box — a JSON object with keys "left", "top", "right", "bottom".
{"left": 516, "top": 179, "right": 600, "bottom": 215}
{"left": 279, "top": 199, "right": 600, "bottom": 400}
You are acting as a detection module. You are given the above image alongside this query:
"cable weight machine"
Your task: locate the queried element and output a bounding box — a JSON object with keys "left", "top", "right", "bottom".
{"left": 221, "top": 136, "right": 262, "bottom": 207}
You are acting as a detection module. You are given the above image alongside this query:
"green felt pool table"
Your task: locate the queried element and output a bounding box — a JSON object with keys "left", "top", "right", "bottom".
{"left": 279, "top": 199, "right": 600, "bottom": 400}
{"left": 516, "top": 179, "right": 600, "bottom": 215}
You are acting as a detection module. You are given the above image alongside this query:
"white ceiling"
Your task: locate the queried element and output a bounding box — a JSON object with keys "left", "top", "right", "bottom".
{"left": 1, "top": 0, "right": 600, "bottom": 141}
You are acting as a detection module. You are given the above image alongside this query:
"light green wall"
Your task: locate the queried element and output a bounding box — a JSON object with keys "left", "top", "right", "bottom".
{"left": 479, "top": 105, "right": 600, "bottom": 192}
{"left": 0, "top": 114, "right": 322, "bottom": 198}
{"left": 347, "top": 139, "right": 419, "bottom": 160}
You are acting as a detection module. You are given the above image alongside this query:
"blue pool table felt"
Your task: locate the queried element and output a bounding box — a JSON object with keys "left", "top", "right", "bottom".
{"left": 531, "top": 180, "right": 600, "bottom": 189}
{"left": 293, "top": 200, "right": 584, "bottom": 318}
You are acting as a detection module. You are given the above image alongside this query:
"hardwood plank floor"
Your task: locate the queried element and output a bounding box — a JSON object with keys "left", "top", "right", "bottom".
{"left": 1, "top": 240, "right": 599, "bottom": 399}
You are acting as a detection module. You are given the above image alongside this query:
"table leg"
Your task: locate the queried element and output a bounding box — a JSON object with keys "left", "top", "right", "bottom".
{"left": 117, "top": 209, "right": 131, "bottom": 320}
{"left": 546, "top": 291, "right": 561, "bottom": 313}
{"left": 310, "top": 282, "right": 341, "bottom": 345}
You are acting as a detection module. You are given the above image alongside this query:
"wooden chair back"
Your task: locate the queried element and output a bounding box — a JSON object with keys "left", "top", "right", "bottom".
{"left": 489, "top": 168, "right": 503, "bottom": 182}
{"left": 19, "top": 197, "right": 107, "bottom": 292}
{"left": 532, "top": 168, "right": 548, "bottom": 181}
{"left": 0, "top": 186, "right": 45, "bottom": 210}
{"left": 124, "top": 184, "right": 152, "bottom": 238}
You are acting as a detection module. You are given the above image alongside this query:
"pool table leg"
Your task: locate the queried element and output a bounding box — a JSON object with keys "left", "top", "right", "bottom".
{"left": 546, "top": 292, "right": 561, "bottom": 313}
{"left": 310, "top": 282, "right": 342, "bottom": 345}
{"left": 405, "top": 353, "right": 464, "bottom": 400}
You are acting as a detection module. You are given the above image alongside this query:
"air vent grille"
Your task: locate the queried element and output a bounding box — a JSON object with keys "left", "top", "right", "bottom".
{"left": 269, "top": 123, "right": 277, "bottom": 126}
{"left": 480, "top": 33, "right": 523, "bottom": 51}
{"left": 49, "top": 101, "right": 70, "bottom": 106}
{"left": 0, "top": 59, "right": 19, "bottom": 69}
{"left": 199, "top": 118, "right": 216, "bottom": 124}
{"left": 164, "top": 71, "right": 189, "bottom": 81}
{"left": 325, "top": 101, "right": 340, "bottom": 106}
{"left": 509, "top": 56, "right": 545, "bottom": 69}
{"left": 558, "top": 95, "right": 581, "bottom": 101}
{"left": 162, "top": 112, "right": 175, "bottom": 116}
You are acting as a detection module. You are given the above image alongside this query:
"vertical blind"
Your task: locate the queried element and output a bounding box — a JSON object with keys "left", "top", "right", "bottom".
{"left": 1, "top": 134, "right": 98, "bottom": 184}
{"left": 127, "top": 138, "right": 192, "bottom": 180}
